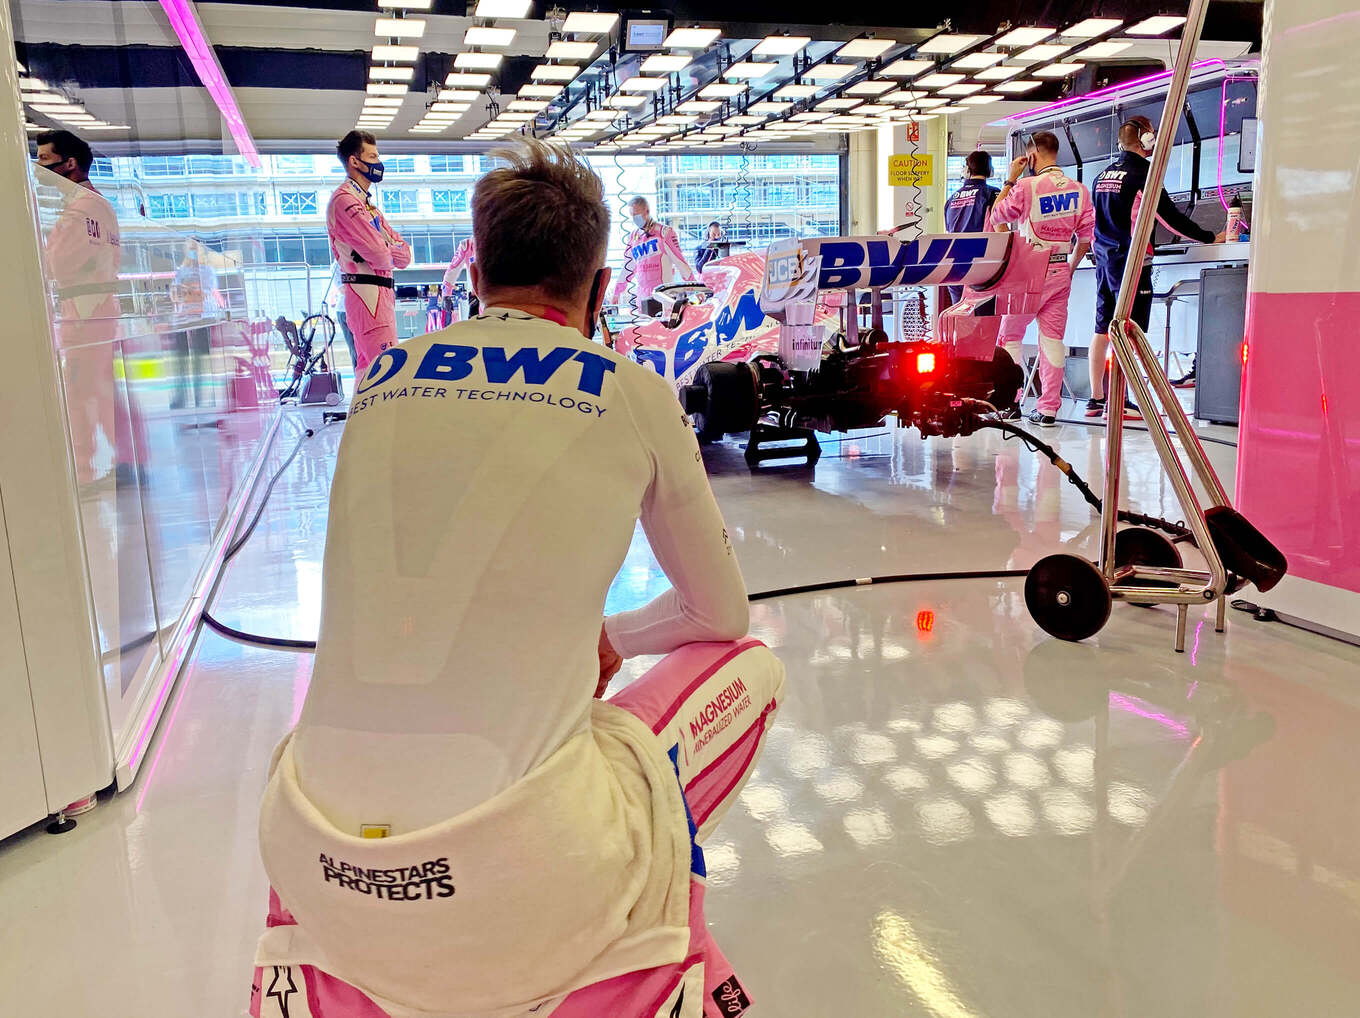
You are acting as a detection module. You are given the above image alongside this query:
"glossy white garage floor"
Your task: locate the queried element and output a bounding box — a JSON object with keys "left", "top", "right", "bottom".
{"left": 4, "top": 401, "right": 1360, "bottom": 1018}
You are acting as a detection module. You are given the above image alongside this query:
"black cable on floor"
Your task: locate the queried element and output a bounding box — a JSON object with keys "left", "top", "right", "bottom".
{"left": 195, "top": 418, "right": 1181, "bottom": 652}
{"left": 747, "top": 568, "right": 1028, "bottom": 602}
{"left": 978, "top": 420, "right": 1194, "bottom": 542}
{"left": 199, "top": 414, "right": 341, "bottom": 651}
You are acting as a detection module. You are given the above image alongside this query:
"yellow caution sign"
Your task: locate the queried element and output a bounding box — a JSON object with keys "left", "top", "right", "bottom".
{"left": 888, "top": 154, "right": 933, "bottom": 187}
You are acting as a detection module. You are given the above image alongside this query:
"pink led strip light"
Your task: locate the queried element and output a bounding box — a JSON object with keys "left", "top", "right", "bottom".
{"left": 157, "top": 0, "right": 260, "bottom": 166}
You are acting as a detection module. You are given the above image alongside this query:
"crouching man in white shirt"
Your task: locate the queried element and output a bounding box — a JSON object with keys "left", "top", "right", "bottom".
{"left": 250, "top": 140, "right": 784, "bottom": 1018}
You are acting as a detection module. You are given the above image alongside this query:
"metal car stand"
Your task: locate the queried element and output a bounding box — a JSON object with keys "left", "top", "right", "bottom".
{"left": 1024, "top": 0, "right": 1284, "bottom": 651}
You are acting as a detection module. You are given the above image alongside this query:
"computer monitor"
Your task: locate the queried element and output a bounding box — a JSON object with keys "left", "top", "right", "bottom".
{"left": 622, "top": 18, "right": 669, "bottom": 52}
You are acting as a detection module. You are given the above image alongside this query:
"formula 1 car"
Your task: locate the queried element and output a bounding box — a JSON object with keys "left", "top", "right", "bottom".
{"left": 603, "top": 231, "right": 1050, "bottom": 465}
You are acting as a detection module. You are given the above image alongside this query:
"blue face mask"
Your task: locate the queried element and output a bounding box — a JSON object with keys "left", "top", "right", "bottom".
{"left": 356, "top": 157, "right": 385, "bottom": 184}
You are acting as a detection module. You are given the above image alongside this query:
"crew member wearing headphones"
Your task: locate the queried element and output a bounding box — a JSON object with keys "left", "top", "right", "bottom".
{"left": 327, "top": 131, "right": 412, "bottom": 375}
{"left": 1087, "top": 116, "right": 1223, "bottom": 419}
{"left": 943, "top": 151, "right": 1001, "bottom": 306}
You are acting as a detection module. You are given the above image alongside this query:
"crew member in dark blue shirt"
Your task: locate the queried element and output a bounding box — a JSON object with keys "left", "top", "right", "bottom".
{"left": 694, "top": 220, "right": 726, "bottom": 273}
{"left": 943, "top": 151, "right": 1000, "bottom": 305}
{"left": 1086, "top": 116, "right": 1223, "bottom": 418}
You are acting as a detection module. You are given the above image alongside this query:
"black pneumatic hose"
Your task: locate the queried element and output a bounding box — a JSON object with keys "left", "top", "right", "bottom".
{"left": 199, "top": 420, "right": 1166, "bottom": 652}
{"left": 978, "top": 420, "right": 1194, "bottom": 542}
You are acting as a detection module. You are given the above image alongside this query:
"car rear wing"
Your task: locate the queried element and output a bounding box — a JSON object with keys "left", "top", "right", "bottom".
{"left": 760, "top": 233, "right": 1014, "bottom": 314}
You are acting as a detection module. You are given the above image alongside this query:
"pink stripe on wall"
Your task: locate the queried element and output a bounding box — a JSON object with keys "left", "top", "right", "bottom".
{"left": 1238, "top": 289, "right": 1360, "bottom": 593}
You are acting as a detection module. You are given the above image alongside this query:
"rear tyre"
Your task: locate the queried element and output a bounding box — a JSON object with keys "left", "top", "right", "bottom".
{"left": 692, "top": 361, "right": 757, "bottom": 443}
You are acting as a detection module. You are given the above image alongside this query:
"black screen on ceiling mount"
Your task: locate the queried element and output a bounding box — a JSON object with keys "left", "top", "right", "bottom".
{"left": 623, "top": 18, "right": 670, "bottom": 51}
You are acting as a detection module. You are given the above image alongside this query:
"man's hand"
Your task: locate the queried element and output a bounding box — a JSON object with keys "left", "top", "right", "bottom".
{"left": 1213, "top": 231, "right": 1228, "bottom": 244}
{"left": 596, "top": 622, "right": 622, "bottom": 698}
{"left": 1007, "top": 156, "right": 1029, "bottom": 183}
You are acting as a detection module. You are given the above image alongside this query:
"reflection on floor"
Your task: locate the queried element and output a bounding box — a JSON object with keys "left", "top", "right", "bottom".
{"left": 2, "top": 399, "right": 1358, "bottom": 1018}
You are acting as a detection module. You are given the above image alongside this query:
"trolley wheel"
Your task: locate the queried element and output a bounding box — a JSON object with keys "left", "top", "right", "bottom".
{"left": 692, "top": 361, "right": 756, "bottom": 443}
{"left": 1025, "top": 554, "right": 1112, "bottom": 642}
{"left": 1114, "top": 527, "right": 1183, "bottom": 607}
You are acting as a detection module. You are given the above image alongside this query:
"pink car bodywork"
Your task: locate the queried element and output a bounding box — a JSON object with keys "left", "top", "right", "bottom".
{"left": 611, "top": 251, "right": 843, "bottom": 388}
{"left": 611, "top": 234, "right": 1049, "bottom": 388}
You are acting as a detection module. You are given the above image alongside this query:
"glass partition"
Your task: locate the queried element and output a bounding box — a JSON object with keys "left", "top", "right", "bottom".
{"left": 33, "top": 164, "right": 282, "bottom": 745}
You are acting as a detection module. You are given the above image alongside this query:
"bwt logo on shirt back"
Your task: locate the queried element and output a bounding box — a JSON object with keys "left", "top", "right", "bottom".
{"left": 357, "top": 343, "right": 616, "bottom": 396}
{"left": 1039, "top": 192, "right": 1079, "bottom": 215}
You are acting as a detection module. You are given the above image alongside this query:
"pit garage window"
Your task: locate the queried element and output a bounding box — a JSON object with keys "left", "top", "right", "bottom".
{"left": 381, "top": 189, "right": 420, "bottom": 214}
{"left": 147, "top": 193, "right": 190, "bottom": 219}
{"left": 431, "top": 189, "right": 469, "bottom": 213}
{"left": 428, "top": 156, "right": 465, "bottom": 173}
{"left": 279, "top": 191, "right": 318, "bottom": 216}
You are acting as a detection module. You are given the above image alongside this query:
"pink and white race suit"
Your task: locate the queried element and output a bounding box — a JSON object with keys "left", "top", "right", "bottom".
{"left": 327, "top": 180, "right": 412, "bottom": 376}
{"left": 610, "top": 221, "right": 694, "bottom": 311}
{"left": 989, "top": 168, "right": 1094, "bottom": 415}
{"left": 440, "top": 237, "right": 475, "bottom": 295}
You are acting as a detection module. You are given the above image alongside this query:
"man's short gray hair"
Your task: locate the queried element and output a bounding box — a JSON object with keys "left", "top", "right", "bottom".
{"left": 472, "top": 139, "right": 609, "bottom": 301}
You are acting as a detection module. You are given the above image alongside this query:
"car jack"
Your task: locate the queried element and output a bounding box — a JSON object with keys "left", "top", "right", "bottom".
{"left": 744, "top": 422, "right": 821, "bottom": 467}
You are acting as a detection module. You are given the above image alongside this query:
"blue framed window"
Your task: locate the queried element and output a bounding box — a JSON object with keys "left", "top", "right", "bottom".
{"left": 279, "top": 191, "right": 319, "bottom": 215}
{"left": 430, "top": 189, "right": 468, "bottom": 213}
{"left": 428, "top": 155, "right": 464, "bottom": 173}
{"left": 147, "top": 193, "right": 190, "bottom": 219}
{"left": 141, "top": 156, "right": 187, "bottom": 177}
{"left": 380, "top": 189, "right": 420, "bottom": 214}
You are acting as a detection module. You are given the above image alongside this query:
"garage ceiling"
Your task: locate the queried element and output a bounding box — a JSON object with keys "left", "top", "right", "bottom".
{"left": 11, "top": 0, "right": 1261, "bottom": 154}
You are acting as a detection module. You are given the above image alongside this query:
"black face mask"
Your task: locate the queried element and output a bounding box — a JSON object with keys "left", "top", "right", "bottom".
{"left": 584, "top": 268, "right": 605, "bottom": 337}
{"left": 38, "top": 158, "right": 76, "bottom": 181}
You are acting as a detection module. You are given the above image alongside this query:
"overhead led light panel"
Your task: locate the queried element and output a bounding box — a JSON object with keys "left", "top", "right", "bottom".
{"left": 640, "top": 54, "right": 690, "bottom": 73}
{"left": 455, "top": 52, "right": 503, "bottom": 69}
{"left": 995, "top": 27, "right": 1054, "bottom": 47}
{"left": 882, "top": 58, "right": 932, "bottom": 77}
{"left": 531, "top": 64, "right": 578, "bottom": 81}
{"left": 725, "top": 61, "right": 777, "bottom": 79}
{"left": 374, "top": 17, "right": 425, "bottom": 37}
{"left": 805, "top": 63, "right": 855, "bottom": 82}
{"left": 373, "top": 44, "right": 419, "bottom": 61}
{"left": 446, "top": 71, "right": 492, "bottom": 86}
{"left": 545, "top": 40, "right": 596, "bottom": 60}
{"left": 918, "top": 33, "right": 983, "bottom": 54}
{"left": 838, "top": 38, "right": 895, "bottom": 59}
{"left": 474, "top": 0, "right": 532, "bottom": 16}
{"left": 753, "top": 35, "right": 810, "bottom": 56}
{"left": 1127, "top": 16, "right": 1187, "bottom": 36}
{"left": 562, "top": 12, "right": 618, "bottom": 34}
{"left": 1033, "top": 62, "right": 1085, "bottom": 78}
{"left": 665, "top": 27, "right": 721, "bottom": 48}
{"left": 1015, "top": 44, "right": 1070, "bottom": 61}
{"left": 1062, "top": 18, "right": 1122, "bottom": 38}
{"left": 464, "top": 27, "right": 515, "bottom": 46}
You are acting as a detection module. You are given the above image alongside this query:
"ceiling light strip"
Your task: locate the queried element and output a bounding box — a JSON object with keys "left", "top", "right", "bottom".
{"left": 156, "top": 0, "right": 259, "bottom": 166}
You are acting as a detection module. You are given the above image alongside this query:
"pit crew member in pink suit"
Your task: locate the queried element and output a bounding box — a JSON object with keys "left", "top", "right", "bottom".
{"left": 327, "top": 131, "right": 411, "bottom": 377}
{"left": 610, "top": 196, "right": 694, "bottom": 317}
{"left": 990, "top": 131, "right": 1093, "bottom": 424}
{"left": 38, "top": 129, "right": 149, "bottom": 489}
{"left": 988, "top": 131, "right": 1095, "bottom": 427}
{"left": 441, "top": 237, "right": 477, "bottom": 318}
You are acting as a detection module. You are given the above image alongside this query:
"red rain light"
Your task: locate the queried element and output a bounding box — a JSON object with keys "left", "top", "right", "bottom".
{"left": 916, "top": 352, "right": 936, "bottom": 374}
{"left": 1240, "top": 341, "right": 1248, "bottom": 366}
{"left": 916, "top": 609, "right": 935, "bottom": 632}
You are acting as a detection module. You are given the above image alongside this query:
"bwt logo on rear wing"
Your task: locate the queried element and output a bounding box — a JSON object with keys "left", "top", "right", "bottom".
{"left": 764, "top": 234, "right": 1012, "bottom": 296}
